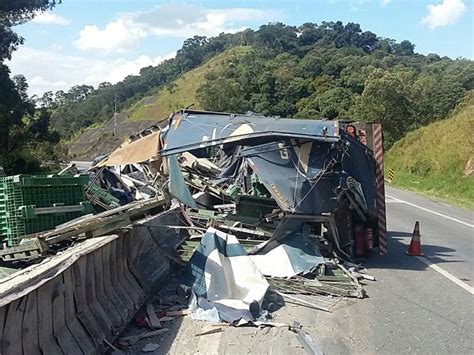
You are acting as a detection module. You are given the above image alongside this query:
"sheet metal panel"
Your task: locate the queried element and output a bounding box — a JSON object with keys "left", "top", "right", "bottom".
{"left": 161, "top": 111, "right": 340, "bottom": 156}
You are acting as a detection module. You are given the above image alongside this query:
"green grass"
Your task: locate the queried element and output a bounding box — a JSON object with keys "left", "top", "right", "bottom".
{"left": 127, "top": 46, "right": 252, "bottom": 122}
{"left": 385, "top": 91, "right": 474, "bottom": 210}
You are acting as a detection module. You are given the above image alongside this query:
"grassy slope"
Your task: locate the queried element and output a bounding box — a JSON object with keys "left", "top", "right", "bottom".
{"left": 385, "top": 91, "right": 474, "bottom": 209}
{"left": 127, "top": 46, "right": 252, "bottom": 122}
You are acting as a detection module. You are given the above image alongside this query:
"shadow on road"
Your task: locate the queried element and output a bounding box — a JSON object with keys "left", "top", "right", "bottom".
{"left": 362, "top": 230, "right": 465, "bottom": 271}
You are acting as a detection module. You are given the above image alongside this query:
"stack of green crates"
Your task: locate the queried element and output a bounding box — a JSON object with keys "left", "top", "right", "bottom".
{"left": 86, "top": 183, "right": 121, "bottom": 208}
{"left": 0, "top": 174, "right": 93, "bottom": 246}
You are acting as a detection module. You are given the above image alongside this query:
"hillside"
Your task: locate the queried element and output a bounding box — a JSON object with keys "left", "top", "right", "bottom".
{"left": 65, "top": 22, "right": 473, "bottom": 161}
{"left": 68, "top": 47, "right": 245, "bottom": 158}
{"left": 67, "top": 112, "right": 157, "bottom": 159}
{"left": 385, "top": 92, "right": 474, "bottom": 209}
{"left": 127, "top": 47, "right": 251, "bottom": 122}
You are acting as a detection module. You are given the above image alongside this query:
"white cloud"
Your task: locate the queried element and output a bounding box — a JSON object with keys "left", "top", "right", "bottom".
{"left": 74, "top": 5, "right": 283, "bottom": 51}
{"left": 422, "top": 0, "right": 467, "bottom": 29}
{"left": 7, "top": 47, "right": 176, "bottom": 96}
{"left": 382, "top": 0, "right": 391, "bottom": 5}
{"left": 138, "top": 6, "right": 280, "bottom": 37}
{"left": 31, "top": 11, "right": 71, "bottom": 26}
{"left": 75, "top": 19, "right": 147, "bottom": 52}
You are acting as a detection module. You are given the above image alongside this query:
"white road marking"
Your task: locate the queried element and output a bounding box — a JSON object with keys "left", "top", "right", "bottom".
{"left": 386, "top": 194, "right": 474, "bottom": 228}
{"left": 415, "top": 256, "right": 474, "bottom": 295}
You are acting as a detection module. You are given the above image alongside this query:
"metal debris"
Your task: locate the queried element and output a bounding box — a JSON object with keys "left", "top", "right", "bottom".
{"left": 290, "top": 321, "right": 324, "bottom": 355}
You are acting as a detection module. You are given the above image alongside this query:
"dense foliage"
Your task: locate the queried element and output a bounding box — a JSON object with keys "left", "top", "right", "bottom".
{"left": 196, "top": 23, "right": 473, "bottom": 146}
{"left": 0, "top": 1, "right": 61, "bottom": 174}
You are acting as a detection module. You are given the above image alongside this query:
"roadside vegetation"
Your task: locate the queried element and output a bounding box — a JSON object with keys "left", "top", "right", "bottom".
{"left": 0, "top": 1, "right": 63, "bottom": 174}
{"left": 127, "top": 47, "right": 252, "bottom": 121}
{"left": 386, "top": 92, "right": 474, "bottom": 209}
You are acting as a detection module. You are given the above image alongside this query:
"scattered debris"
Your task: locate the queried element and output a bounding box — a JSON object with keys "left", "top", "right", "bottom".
{"left": 274, "top": 290, "right": 331, "bottom": 313}
{"left": 104, "top": 338, "right": 122, "bottom": 353}
{"left": 157, "top": 316, "right": 174, "bottom": 322}
{"left": 118, "top": 328, "right": 169, "bottom": 344}
{"left": 146, "top": 303, "right": 162, "bottom": 329}
{"left": 165, "top": 309, "right": 190, "bottom": 317}
{"left": 290, "top": 321, "right": 324, "bottom": 355}
{"left": 194, "top": 327, "right": 223, "bottom": 337}
{"left": 141, "top": 343, "right": 160, "bottom": 352}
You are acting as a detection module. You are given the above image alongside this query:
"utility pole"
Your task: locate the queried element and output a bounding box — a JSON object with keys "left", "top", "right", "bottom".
{"left": 113, "top": 95, "right": 117, "bottom": 138}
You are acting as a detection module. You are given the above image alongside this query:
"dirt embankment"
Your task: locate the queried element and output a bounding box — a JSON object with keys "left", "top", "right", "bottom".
{"left": 68, "top": 111, "right": 158, "bottom": 159}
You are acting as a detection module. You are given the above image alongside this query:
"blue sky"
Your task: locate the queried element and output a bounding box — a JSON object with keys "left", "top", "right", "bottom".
{"left": 7, "top": 0, "right": 473, "bottom": 96}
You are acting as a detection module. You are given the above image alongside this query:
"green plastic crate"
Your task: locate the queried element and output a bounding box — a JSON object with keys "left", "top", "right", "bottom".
{"left": 0, "top": 174, "right": 92, "bottom": 246}
{"left": 86, "top": 183, "right": 120, "bottom": 208}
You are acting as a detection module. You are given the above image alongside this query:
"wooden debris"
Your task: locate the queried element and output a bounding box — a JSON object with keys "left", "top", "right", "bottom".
{"left": 166, "top": 305, "right": 186, "bottom": 311}
{"left": 142, "top": 343, "right": 160, "bottom": 352}
{"left": 195, "top": 327, "right": 223, "bottom": 337}
{"left": 118, "top": 328, "right": 169, "bottom": 343}
{"left": 146, "top": 303, "right": 162, "bottom": 329}
{"left": 103, "top": 339, "right": 121, "bottom": 352}
{"left": 165, "top": 309, "right": 190, "bottom": 317}
{"left": 158, "top": 316, "right": 174, "bottom": 322}
{"left": 360, "top": 273, "right": 376, "bottom": 281}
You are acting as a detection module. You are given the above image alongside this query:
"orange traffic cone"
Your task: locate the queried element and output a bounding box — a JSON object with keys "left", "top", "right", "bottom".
{"left": 405, "top": 221, "right": 423, "bottom": 256}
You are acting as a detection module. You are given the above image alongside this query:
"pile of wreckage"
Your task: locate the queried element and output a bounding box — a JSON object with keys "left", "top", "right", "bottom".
{"left": 1, "top": 110, "right": 384, "bottom": 333}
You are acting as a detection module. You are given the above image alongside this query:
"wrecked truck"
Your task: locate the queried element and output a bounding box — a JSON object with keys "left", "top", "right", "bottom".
{"left": 160, "top": 110, "right": 387, "bottom": 259}
{"left": 0, "top": 110, "right": 388, "bottom": 354}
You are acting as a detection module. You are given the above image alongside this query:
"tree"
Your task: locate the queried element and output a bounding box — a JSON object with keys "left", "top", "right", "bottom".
{"left": 197, "top": 77, "right": 249, "bottom": 113}
{"left": 13, "top": 74, "right": 29, "bottom": 102}
{"left": 67, "top": 85, "right": 94, "bottom": 102}
{"left": 98, "top": 81, "right": 112, "bottom": 90}
{"left": 0, "top": 65, "right": 31, "bottom": 147}
{"left": 39, "top": 91, "right": 54, "bottom": 108}
{"left": 0, "top": 0, "right": 59, "bottom": 173}
{"left": 0, "top": 1, "right": 58, "bottom": 60}
{"left": 357, "top": 69, "right": 417, "bottom": 146}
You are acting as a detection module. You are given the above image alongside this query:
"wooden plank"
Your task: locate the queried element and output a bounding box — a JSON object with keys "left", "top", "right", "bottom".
{"left": 109, "top": 239, "right": 135, "bottom": 318}
{"left": 92, "top": 250, "right": 121, "bottom": 333}
{"left": 124, "top": 231, "right": 148, "bottom": 290}
{"left": 2, "top": 298, "right": 24, "bottom": 355}
{"left": 101, "top": 243, "right": 127, "bottom": 323}
{"left": 37, "top": 279, "right": 62, "bottom": 355}
{"left": 116, "top": 234, "right": 145, "bottom": 306}
{"left": 72, "top": 257, "right": 105, "bottom": 350}
{"left": 22, "top": 291, "right": 40, "bottom": 355}
{"left": 85, "top": 253, "right": 113, "bottom": 339}
{"left": 41, "top": 198, "right": 165, "bottom": 244}
{"left": 63, "top": 268, "right": 96, "bottom": 355}
{"left": 90, "top": 216, "right": 131, "bottom": 238}
{"left": 50, "top": 276, "right": 82, "bottom": 354}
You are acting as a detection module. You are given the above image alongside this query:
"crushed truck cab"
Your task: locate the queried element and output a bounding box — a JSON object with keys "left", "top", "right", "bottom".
{"left": 161, "top": 110, "right": 387, "bottom": 259}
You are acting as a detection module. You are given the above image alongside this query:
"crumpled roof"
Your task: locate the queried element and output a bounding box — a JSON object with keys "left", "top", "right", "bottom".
{"left": 160, "top": 111, "right": 340, "bottom": 156}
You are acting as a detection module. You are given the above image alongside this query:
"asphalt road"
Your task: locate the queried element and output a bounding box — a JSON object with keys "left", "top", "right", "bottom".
{"left": 139, "top": 185, "right": 473, "bottom": 355}
{"left": 284, "top": 186, "right": 474, "bottom": 354}
{"left": 345, "top": 186, "right": 474, "bottom": 354}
